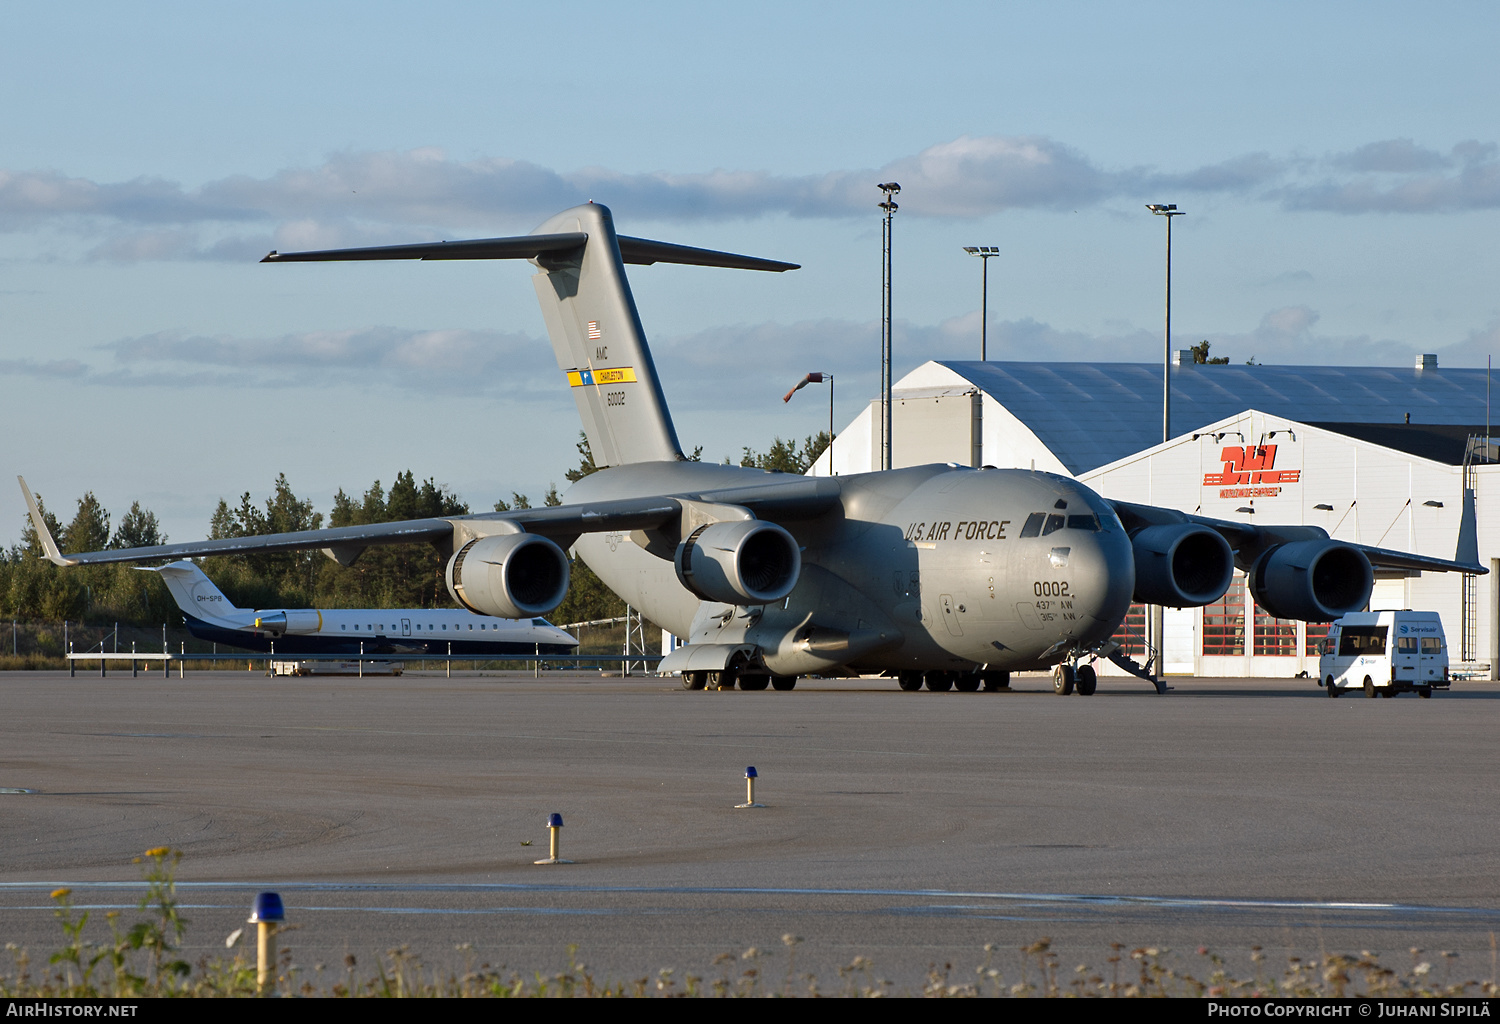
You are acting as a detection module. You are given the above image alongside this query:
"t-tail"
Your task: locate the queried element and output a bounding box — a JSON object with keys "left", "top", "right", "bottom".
{"left": 262, "top": 203, "right": 797, "bottom": 468}
{"left": 144, "top": 560, "right": 244, "bottom": 623}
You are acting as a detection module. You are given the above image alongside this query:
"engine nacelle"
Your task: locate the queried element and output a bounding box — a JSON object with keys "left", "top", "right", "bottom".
{"left": 674, "top": 520, "right": 801, "bottom": 605}
{"left": 1250, "top": 540, "right": 1373, "bottom": 622}
{"left": 445, "top": 533, "right": 570, "bottom": 619}
{"left": 251, "top": 610, "right": 322, "bottom": 635}
{"left": 1130, "top": 524, "right": 1235, "bottom": 607}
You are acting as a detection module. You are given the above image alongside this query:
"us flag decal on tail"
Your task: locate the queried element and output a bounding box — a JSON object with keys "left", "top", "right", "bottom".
{"left": 587, "top": 321, "right": 602, "bottom": 340}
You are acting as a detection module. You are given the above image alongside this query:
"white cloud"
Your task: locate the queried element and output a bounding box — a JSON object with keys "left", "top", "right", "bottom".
{"left": 5, "top": 133, "right": 1498, "bottom": 263}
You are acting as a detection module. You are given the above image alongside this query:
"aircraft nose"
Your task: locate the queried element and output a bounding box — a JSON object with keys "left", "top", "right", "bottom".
{"left": 1061, "top": 517, "right": 1136, "bottom": 646}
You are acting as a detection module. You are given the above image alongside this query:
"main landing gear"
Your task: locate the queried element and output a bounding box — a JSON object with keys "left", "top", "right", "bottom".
{"left": 896, "top": 669, "right": 1011, "bottom": 692}
{"left": 681, "top": 669, "right": 797, "bottom": 691}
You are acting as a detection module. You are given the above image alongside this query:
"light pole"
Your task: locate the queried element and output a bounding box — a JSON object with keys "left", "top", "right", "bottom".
{"left": 1146, "top": 204, "right": 1184, "bottom": 443}
{"left": 963, "top": 246, "right": 998, "bottom": 360}
{"left": 783, "top": 372, "right": 835, "bottom": 475}
{"left": 878, "top": 182, "right": 900, "bottom": 471}
{"left": 1146, "top": 203, "right": 1184, "bottom": 690}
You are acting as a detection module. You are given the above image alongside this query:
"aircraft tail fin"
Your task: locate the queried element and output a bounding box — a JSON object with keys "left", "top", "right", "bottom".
{"left": 262, "top": 203, "right": 797, "bottom": 469}
{"left": 141, "top": 560, "right": 241, "bottom": 620}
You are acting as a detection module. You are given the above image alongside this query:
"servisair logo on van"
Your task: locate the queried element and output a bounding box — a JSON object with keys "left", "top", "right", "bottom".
{"left": 1398, "top": 623, "right": 1440, "bottom": 634}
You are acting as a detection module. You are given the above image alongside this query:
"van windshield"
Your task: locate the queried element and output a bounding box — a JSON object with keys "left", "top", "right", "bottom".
{"left": 1338, "top": 626, "right": 1387, "bottom": 657}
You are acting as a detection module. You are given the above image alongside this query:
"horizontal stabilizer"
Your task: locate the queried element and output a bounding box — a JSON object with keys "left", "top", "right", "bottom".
{"left": 262, "top": 233, "right": 588, "bottom": 263}
{"left": 263, "top": 232, "right": 798, "bottom": 272}
{"left": 616, "top": 236, "right": 798, "bottom": 272}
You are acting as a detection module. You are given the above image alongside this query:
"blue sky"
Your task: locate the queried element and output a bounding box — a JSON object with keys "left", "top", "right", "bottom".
{"left": 4, "top": 2, "right": 1499, "bottom": 547}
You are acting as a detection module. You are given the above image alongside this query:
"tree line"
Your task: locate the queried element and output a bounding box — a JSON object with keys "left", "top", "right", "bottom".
{"left": 1, "top": 431, "right": 832, "bottom": 629}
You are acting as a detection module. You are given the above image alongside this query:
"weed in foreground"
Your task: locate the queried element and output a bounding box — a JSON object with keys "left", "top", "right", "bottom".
{"left": 6, "top": 852, "right": 1500, "bottom": 997}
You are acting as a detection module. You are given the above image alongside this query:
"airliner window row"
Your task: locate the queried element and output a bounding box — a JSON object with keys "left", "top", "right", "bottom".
{"left": 339, "top": 623, "right": 501, "bottom": 631}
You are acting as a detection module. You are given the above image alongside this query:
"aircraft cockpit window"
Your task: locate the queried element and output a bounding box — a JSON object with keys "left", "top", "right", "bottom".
{"left": 1067, "top": 514, "right": 1100, "bottom": 532}
{"left": 533, "top": 619, "right": 549, "bottom": 626}
{"left": 1042, "top": 514, "right": 1066, "bottom": 536}
{"left": 1020, "top": 513, "right": 1046, "bottom": 538}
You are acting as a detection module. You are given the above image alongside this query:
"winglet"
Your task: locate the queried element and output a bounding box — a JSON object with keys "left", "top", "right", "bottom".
{"left": 17, "top": 476, "right": 75, "bottom": 566}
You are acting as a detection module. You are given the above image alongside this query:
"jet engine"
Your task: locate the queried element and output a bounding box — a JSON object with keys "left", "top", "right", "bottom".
{"left": 1249, "top": 540, "right": 1373, "bottom": 622}
{"left": 674, "top": 520, "right": 801, "bottom": 605}
{"left": 251, "top": 610, "right": 322, "bottom": 635}
{"left": 1130, "top": 524, "right": 1235, "bottom": 607}
{"left": 445, "top": 533, "right": 570, "bottom": 619}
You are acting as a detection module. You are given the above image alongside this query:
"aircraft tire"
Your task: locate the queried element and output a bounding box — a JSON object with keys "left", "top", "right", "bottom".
{"left": 1325, "top": 676, "right": 1339, "bottom": 697}
{"left": 954, "top": 673, "right": 981, "bottom": 692}
{"left": 925, "top": 671, "right": 954, "bottom": 692}
{"left": 770, "top": 675, "right": 797, "bottom": 691}
{"left": 980, "top": 670, "right": 1010, "bottom": 691}
{"left": 1053, "top": 664, "right": 1076, "bottom": 696}
{"left": 683, "top": 671, "right": 708, "bottom": 691}
{"left": 708, "top": 669, "right": 738, "bottom": 690}
{"left": 739, "top": 674, "right": 769, "bottom": 691}
{"left": 1075, "top": 665, "right": 1097, "bottom": 696}
{"left": 897, "top": 672, "right": 923, "bottom": 692}
{"left": 1363, "top": 677, "right": 1376, "bottom": 698}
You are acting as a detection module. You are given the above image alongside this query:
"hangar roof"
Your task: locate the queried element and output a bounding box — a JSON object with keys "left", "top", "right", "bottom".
{"left": 937, "top": 360, "right": 1494, "bottom": 474}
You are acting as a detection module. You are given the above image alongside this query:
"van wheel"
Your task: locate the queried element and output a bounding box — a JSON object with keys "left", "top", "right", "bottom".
{"left": 1363, "top": 677, "right": 1376, "bottom": 698}
{"left": 1325, "top": 676, "right": 1339, "bottom": 697}
{"left": 1420, "top": 687, "right": 1432, "bottom": 698}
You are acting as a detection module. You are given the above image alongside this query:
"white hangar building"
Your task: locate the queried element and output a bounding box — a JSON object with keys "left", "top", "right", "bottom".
{"left": 812, "top": 355, "right": 1498, "bottom": 677}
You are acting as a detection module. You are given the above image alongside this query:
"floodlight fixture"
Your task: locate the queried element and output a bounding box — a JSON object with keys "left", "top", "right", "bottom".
{"left": 963, "top": 244, "right": 1000, "bottom": 360}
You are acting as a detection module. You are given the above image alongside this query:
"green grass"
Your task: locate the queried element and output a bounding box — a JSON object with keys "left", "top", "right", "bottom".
{"left": 5, "top": 849, "right": 1498, "bottom": 997}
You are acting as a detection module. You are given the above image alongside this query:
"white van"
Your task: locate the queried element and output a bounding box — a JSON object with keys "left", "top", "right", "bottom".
{"left": 1318, "top": 611, "right": 1449, "bottom": 698}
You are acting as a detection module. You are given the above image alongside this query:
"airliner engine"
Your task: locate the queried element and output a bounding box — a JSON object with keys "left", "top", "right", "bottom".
{"left": 445, "top": 533, "right": 571, "bottom": 619}
{"left": 251, "top": 610, "right": 322, "bottom": 635}
{"left": 674, "top": 520, "right": 801, "bottom": 605}
{"left": 1129, "top": 524, "right": 1236, "bottom": 607}
{"left": 1249, "top": 540, "right": 1374, "bottom": 622}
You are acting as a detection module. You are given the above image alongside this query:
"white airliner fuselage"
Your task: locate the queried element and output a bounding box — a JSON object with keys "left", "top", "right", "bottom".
{"left": 150, "top": 561, "right": 576, "bottom": 656}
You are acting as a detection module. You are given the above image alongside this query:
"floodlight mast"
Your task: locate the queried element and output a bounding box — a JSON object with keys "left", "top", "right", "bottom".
{"left": 1146, "top": 204, "right": 1184, "bottom": 444}
{"left": 963, "top": 245, "right": 998, "bottom": 360}
{"left": 1146, "top": 203, "right": 1185, "bottom": 687}
{"left": 879, "top": 183, "right": 900, "bottom": 472}
{"left": 783, "top": 372, "right": 835, "bottom": 475}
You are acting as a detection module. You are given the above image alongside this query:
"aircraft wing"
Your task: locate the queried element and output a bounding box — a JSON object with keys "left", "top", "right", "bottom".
{"left": 18, "top": 475, "right": 835, "bottom": 567}
{"left": 1108, "top": 499, "right": 1487, "bottom": 575}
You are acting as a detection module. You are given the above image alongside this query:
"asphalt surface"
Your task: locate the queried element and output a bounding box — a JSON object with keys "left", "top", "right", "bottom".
{"left": 1, "top": 668, "right": 1497, "bottom": 993}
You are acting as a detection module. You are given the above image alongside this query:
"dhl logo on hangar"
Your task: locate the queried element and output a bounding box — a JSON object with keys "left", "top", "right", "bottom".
{"left": 1204, "top": 445, "right": 1300, "bottom": 499}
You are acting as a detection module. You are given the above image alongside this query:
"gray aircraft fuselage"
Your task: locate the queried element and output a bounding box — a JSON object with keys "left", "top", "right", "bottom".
{"left": 568, "top": 460, "right": 1135, "bottom": 675}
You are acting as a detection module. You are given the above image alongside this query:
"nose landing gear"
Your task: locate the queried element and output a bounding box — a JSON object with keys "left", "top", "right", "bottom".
{"left": 1054, "top": 661, "right": 1098, "bottom": 696}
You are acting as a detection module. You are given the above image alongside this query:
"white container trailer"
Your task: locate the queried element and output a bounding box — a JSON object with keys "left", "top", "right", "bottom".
{"left": 1318, "top": 611, "right": 1449, "bottom": 698}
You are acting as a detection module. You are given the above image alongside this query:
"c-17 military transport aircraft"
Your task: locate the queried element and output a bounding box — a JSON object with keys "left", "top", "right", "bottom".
{"left": 146, "top": 560, "right": 576, "bottom": 657}
{"left": 20, "top": 202, "right": 1485, "bottom": 694}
